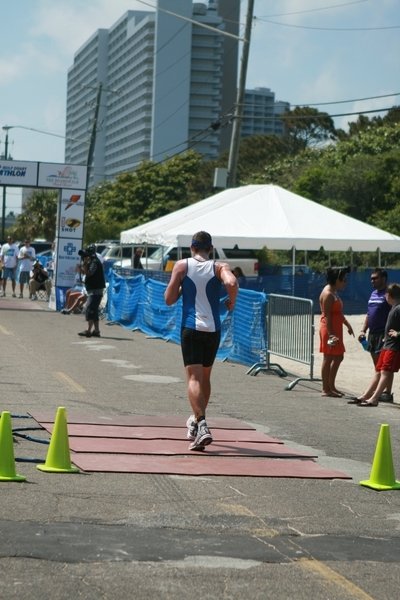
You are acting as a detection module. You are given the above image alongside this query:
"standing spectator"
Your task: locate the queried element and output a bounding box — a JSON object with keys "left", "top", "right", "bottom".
{"left": 46, "top": 241, "right": 56, "bottom": 278}
{"left": 29, "top": 261, "right": 52, "bottom": 301}
{"left": 319, "top": 267, "right": 354, "bottom": 397}
{"left": 164, "top": 231, "right": 238, "bottom": 451}
{"left": 77, "top": 245, "right": 105, "bottom": 337}
{"left": 0, "top": 236, "right": 19, "bottom": 297}
{"left": 134, "top": 247, "right": 144, "bottom": 269}
{"left": 351, "top": 269, "right": 392, "bottom": 403}
{"left": 18, "top": 239, "right": 36, "bottom": 298}
{"left": 357, "top": 284, "right": 400, "bottom": 407}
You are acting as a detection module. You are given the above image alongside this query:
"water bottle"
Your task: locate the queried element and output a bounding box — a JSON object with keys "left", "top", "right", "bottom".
{"left": 360, "top": 336, "right": 369, "bottom": 351}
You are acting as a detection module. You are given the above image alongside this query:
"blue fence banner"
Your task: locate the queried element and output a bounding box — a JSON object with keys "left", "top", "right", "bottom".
{"left": 107, "top": 270, "right": 267, "bottom": 366}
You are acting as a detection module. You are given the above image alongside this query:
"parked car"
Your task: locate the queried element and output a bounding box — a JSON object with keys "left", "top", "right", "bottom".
{"left": 104, "top": 244, "right": 160, "bottom": 270}
{"left": 102, "top": 245, "right": 135, "bottom": 265}
{"left": 115, "top": 245, "right": 260, "bottom": 275}
{"left": 95, "top": 240, "right": 120, "bottom": 255}
{"left": 35, "top": 249, "right": 54, "bottom": 272}
{"left": 30, "top": 240, "right": 53, "bottom": 254}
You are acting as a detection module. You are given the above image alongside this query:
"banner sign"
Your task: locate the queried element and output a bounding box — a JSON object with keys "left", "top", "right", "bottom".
{"left": 38, "top": 163, "right": 87, "bottom": 190}
{"left": 0, "top": 160, "right": 38, "bottom": 186}
{"left": 58, "top": 189, "right": 85, "bottom": 239}
{"left": 54, "top": 237, "right": 82, "bottom": 288}
{"left": 0, "top": 157, "right": 88, "bottom": 307}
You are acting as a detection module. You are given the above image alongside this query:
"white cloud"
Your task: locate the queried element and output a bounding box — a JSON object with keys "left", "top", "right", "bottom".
{"left": 0, "top": 54, "right": 25, "bottom": 84}
{"left": 30, "top": 0, "right": 154, "bottom": 57}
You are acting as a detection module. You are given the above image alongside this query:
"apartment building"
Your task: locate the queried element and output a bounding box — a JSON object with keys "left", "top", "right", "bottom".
{"left": 65, "top": 1, "right": 240, "bottom": 186}
{"left": 241, "top": 87, "right": 290, "bottom": 138}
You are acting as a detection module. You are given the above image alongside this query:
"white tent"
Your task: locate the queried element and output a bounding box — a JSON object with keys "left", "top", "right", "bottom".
{"left": 121, "top": 184, "right": 400, "bottom": 253}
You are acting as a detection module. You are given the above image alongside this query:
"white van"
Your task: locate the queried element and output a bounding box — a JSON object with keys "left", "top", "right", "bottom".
{"left": 140, "top": 245, "right": 260, "bottom": 276}
{"left": 103, "top": 244, "right": 159, "bottom": 269}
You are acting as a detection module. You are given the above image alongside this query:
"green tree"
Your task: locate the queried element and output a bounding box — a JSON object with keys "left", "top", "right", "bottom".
{"left": 337, "top": 105, "right": 400, "bottom": 140}
{"left": 12, "top": 190, "right": 58, "bottom": 241}
{"left": 281, "top": 106, "right": 337, "bottom": 152}
{"left": 84, "top": 151, "right": 203, "bottom": 242}
{"left": 84, "top": 179, "right": 119, "bottom": 242}
{"left": 234, "top": 135, "right": 290, "bottom": 183}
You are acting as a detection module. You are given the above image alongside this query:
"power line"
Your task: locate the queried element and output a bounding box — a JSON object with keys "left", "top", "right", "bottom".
{"left": 244, "top": 106, "right": 396, "bottom": 121}
{"left": 291, "top": 92, "right": 400, "bottom": 107}
{"left": 151, "top": 121, "right": 222, "bottom": 162}
{"left": 240, "top": 92, "right": 400, "bottom": 110}
{"left": 259, "top": 0, "right": 368, "bottom": 19}
{"left": 256, "top": 18, "right": 400, "bottom": 31}
{"left": 93, "top": 103, "right": 395, "bottom": 177}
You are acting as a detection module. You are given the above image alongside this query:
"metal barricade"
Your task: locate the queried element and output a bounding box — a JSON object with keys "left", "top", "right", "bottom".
{"left": 247, "top": 293, "right": 320, "bottom": 390}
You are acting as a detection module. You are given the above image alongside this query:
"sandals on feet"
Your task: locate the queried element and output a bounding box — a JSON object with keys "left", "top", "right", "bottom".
{"left": 347, "top": 397, "right": 363, "bottom": 405}
{"left": 358, "top": 400, "right": 378, "bottom": 407}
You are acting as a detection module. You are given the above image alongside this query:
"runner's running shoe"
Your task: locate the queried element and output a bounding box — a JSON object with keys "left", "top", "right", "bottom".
{"left": 189, "top": 421, "right": 212, "bottom": 451}
{"left": 186, "top": 415, "right": 198, "bottom": 440}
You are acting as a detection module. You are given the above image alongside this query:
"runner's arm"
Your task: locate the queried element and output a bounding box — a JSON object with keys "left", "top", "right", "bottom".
{"left": 217, "top": 262, "right": 238, "bottom": 310}
{"left": 164, "top": 260, "right": 186, "bottom": 305}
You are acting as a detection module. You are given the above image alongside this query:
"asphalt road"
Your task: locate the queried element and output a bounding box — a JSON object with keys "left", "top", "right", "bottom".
{"left": 1, "top": 296, "right": 400, "bottom": 600}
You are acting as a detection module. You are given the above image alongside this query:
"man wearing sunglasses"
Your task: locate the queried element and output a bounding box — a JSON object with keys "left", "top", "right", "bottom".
{"left": 356, "top": 269, "right": 392, "bottom": 402}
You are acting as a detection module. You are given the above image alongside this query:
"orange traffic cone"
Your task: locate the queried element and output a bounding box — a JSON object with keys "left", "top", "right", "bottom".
{"left": 37, "top": 407, "right": 79, "bottom": 473}
{"left": 360, "top": 424, "right": 400, "bottom": 491}
{"left": 0, "top": 411, "right": 26, "bottom": 482}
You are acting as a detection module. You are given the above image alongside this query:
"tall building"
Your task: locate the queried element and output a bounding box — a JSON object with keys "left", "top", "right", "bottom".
{"left": 241, "top": 87, "right": 290, "bottom": 138}
{"left": 65, "top": 0, "right": 240, "bottom": 187}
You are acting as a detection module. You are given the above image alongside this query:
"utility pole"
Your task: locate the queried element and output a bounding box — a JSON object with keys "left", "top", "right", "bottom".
{"left": 86, "top": 82, "right": 103, "bottom": 176}
{"left": 226, "top": 0, "right": 254, "bottom": 189}
{"left": 1, "top": 126, "right": 10, "bottom": 241}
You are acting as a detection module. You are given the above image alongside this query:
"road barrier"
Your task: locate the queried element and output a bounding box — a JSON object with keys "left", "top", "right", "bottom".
{"left": 247, "top": 293, "right": 320, "bottom": 390}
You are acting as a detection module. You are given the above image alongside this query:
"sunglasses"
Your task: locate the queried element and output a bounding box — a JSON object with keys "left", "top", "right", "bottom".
{"left": 370, "top": 276, "right": 380, "bottom": 281}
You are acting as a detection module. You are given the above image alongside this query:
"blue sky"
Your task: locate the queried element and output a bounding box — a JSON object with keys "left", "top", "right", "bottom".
{"left": 1, "top": 0, "right": 399, "bottom": 213}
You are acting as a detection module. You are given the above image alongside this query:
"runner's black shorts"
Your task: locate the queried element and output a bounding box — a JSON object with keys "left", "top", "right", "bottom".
{"left": 181, "top": 328, "right": 221, "bottom": 367}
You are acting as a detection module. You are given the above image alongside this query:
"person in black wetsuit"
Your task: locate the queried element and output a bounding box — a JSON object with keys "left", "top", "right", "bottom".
{"left": 77, "top": 245, "right": 105, "bottom": 338}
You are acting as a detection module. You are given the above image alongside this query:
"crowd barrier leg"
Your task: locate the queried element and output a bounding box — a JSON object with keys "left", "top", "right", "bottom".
{"left": 248, "top": 294, "right": 320, "bottom": 390}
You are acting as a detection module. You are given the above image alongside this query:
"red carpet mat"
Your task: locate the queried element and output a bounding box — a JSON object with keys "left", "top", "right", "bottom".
{"left": 67, "top": 438, "right": 316, "bottom": 458}
{"left": 38, "top": 423, "right": 282, "bottom": 444}
{"left": 29, "top": 412, "right": 253, "bottom": 430}
{"left": 29, "top": 412, "right": 350, "bottom": 479}
{"left": 70, "top": 454, "right": 350, "bottom": 479}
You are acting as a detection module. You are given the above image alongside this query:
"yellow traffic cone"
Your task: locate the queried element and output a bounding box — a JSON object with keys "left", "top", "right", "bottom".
{"left": 0, "top": 411, "right": 26, "bottom": 482}
{"left": 360, "top": 424, "right": 400, "bottom": 491}
{"left": 37, "top": 407, "right": 79, "bottom": 473}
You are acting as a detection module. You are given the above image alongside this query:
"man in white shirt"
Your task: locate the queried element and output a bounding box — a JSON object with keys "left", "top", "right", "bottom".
{"left": 0, "top": 236, "right": 19, "bottom": 297}
{"left": 18, "top": 239, "right": 36, "bottom": 298}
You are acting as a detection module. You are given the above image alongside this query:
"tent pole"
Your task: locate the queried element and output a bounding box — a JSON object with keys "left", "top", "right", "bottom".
{"left": 378, "top": 247, "right": 381, "bottom": 267}
{"left": 292, "top": 246, "right": 295, "bottom": 296}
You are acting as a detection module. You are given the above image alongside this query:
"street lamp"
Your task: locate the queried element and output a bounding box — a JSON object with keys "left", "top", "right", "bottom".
{"left": 1, "top": 125, "right": 11, "bottom": 242}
